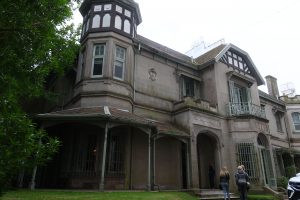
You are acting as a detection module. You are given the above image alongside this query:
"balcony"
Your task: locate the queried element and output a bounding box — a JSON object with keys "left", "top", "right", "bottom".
{"left": 226, "top": 102, "right": 266, "bottom": 119}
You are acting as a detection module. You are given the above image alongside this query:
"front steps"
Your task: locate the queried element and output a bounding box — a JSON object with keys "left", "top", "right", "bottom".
{"left": 196, "top": 189, "right": 239, "bottom": 200}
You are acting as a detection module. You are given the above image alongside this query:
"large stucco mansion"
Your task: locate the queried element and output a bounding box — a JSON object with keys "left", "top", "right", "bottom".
{"left": 32, "top": 0, "right": 300, "bottom": 193}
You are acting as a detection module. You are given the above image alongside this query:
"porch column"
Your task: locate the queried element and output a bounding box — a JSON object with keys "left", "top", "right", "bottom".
{"left": 147, "top": 131, "right": 151, "bottom": 191}
{"left": 186, "top": 141, "right": 191, "bottom": 189}
{"left": 99, "top": 122, "right": 109, "bottom": 191}
{"left": 190, "top": 135, "right": 199, "bottom": 188}
{"left": 152, "top": 137, "right": 156, "bottom": 189}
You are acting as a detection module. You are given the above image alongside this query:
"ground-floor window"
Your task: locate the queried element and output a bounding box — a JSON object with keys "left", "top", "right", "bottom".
{"left": 236, "top": 143, "right": 260, "bottom": 183}
{"left": 106, "top": 133, "right": 125, "bottom": 177}
{"left": 70, "top": 133, "right": 98, "bottom": 176}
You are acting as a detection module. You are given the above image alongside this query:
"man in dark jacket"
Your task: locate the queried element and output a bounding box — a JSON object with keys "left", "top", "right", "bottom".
{"left": 235, "top": 165, "right": 249, "bottom": 200}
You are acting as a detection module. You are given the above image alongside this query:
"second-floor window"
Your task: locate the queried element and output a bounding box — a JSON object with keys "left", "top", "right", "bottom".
{"left": 182, "top": 76, "right": 200, "bottom": 98}
{"left": 275, "top": 112, "right": 283, "bottom": 132}
{"left": 113, "top": 46, "right": 125, "bottom": 80}
{"left": 92, "top": 44, "right": 105, "bottom": 77}
{"left": 229, "top": 81, "right": 250, "bottom": 104}
{"left": 292, "top": 112, "right": 300, "bottom": 131}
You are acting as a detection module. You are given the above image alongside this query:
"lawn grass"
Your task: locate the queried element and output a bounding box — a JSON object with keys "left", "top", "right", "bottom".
{"left": 2, "top": 190, "right": 198, "bottom": 200}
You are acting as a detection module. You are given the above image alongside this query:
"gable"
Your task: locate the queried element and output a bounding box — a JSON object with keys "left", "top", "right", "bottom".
{"left": 195, "top": 43, "right": 265, "bottom": 86}
{"left": 220, "top": 50, "right": 251, "bottom": 75}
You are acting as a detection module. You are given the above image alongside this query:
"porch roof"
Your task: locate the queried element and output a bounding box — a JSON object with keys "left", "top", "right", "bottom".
{"left": 36, "top": 106, "right": 150, "bottom": 125}
{"left": 36, "top": 106, "right": 189, "bottom": 137}
{"left": 152, "top": 121, "right": 190, "bottom": 138}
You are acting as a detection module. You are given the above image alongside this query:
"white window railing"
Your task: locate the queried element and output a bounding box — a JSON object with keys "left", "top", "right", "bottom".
{"left": 227, "top": 102, "right": 266, "bottom": 119}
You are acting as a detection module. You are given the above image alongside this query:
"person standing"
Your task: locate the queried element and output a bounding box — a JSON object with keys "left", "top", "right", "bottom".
{"left": 209, "top": 163, "right": 216, "bottom": 188}
{"left": 219, "top": 166, "right": 230, "bottom": 200}
{"left": 235, "top": 165, "right": 249, "bottom": 200}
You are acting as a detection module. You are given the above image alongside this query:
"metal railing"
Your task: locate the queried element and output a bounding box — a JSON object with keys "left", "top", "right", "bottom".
{"left": 227, "top": 102, "right": 266, "bottom": 119}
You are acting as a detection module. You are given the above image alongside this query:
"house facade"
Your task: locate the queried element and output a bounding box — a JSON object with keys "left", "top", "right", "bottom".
{"left": 33, "top": 0, "right": 298, "bottom": 192}
{"left": 279, "top": 94, "right": 300, "bottom": 169}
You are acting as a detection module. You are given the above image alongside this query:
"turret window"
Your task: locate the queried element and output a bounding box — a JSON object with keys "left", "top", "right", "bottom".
{"left": 113, "top": 46, "right": 126, "bottom": 80}
{"left": 103, "top": 14, "right": 111, "bottom": 27}
{"left": 116, "top": 5, "right": 122, "bottom": 13}
{"left": 124, "top": 20, "right": 131, "bottom": 34}
{"left": 92, "top": 44, "right": 105, "bottom": 77}
{"left": 104, "top": 4, "right": 112, "bottom": 11}
{"left": 124, "top": 9, "right": 131, "bottom": 17}
{"left": 92, "top": 15, "right": 100, "bottom": 28}
{"left": 94, "top": 5, "right": 102, "bottom": 12}
{"left": 115, "top": 15, "right": 122, "bottom": 30}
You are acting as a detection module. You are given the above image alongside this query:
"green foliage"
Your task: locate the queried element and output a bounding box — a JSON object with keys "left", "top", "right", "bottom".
{"left": 0, "top": 0, "right": 80, "bottom": 196}
{"left": 277, "top": 176, "right": 289, "bottom": 189}
{"left": 3, "top": 190, "right": 198, "bottom": 200}
{"left": 286, "top": 165, "right": 297, "bottom": 178}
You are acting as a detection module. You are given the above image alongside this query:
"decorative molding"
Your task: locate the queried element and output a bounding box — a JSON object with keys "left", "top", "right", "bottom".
{"left": 148, "top": 68, "right": 157, "bottom": 81}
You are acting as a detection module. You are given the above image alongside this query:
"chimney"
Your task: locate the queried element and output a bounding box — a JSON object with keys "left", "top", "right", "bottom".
{"left": 265, "top": 75, "right": 279, "bottom": 98}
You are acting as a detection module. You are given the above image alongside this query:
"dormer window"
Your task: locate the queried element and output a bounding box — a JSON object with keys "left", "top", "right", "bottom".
{"left": 92, "top": 44, "right": 105, "bottom": 77}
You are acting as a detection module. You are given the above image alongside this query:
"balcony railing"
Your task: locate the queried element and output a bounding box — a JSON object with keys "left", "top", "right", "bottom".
{"left": 226, "top": 102, "right": 266, "bottom": 119}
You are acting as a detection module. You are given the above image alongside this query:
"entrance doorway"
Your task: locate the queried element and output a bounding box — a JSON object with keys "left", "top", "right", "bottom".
{"left": 257, "top": 133, "right": 274, "bottom": 187}
{"left": 197, "top": 133, "right": 219, "bottom": 189}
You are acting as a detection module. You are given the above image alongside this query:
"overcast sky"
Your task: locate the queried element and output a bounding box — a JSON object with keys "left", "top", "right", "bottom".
{"left": 74, "top": 0, "right": 300, "bottom": 95}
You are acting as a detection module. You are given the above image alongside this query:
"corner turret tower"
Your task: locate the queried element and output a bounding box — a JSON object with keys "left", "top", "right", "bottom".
{"left": 74, "top": 0, "right": 142, "bottom": 111}
{"left": 79, "top": 0, "right": 142, "bottom": 40}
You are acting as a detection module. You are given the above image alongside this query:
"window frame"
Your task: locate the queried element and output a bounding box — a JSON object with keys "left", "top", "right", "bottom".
{"left": 181, "top": 75, "right": 200, "bottom": 99}
{"left": 91, "top": 44, "right": 106, "bottom": 78}
{"left": 113, "top": 46, "right": 126, "bottom": 80}
{"left": 275, "top": 112, "right": 283, "bottom": 133}
{"left": 292, "top": 112, "right": 300, "bottom": 132}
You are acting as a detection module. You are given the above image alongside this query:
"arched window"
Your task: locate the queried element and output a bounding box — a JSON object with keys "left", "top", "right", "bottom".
{"left": 92, "top": 15, "right": 100, "bottom": 28}
{"left": 103, "top": 14, "right": 111, "bottom": 27}
{"left": 114, "top": 15, "right": 122, "bottom": 30}
{"left": 124, "top": 19, "right": 131, "bottom": 34}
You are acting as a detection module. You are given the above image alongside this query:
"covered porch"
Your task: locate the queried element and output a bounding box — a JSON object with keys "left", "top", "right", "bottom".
{"left": 34, "top": 106, "right": 190, "bottom": 191}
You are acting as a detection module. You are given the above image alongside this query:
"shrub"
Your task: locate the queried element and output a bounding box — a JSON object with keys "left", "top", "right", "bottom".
{"left": 285, "top": 165, "right": 297, "bottom": 178}
{"left": 277, "top": 176, "right": 288, "bottom": 188}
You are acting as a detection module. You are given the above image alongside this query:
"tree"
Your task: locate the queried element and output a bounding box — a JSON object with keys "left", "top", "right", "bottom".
{"left": 0, "top": 0, "right": 80, "bottom": 194}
